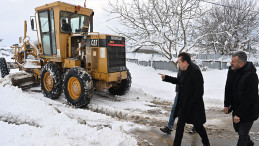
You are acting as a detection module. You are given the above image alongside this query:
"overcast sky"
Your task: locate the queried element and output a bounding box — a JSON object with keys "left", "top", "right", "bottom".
{"left": 1, "top": 0, "right": 258, "bottom": 47}
{"left": 0, "top": 0, "right": 116, "bottom": 46}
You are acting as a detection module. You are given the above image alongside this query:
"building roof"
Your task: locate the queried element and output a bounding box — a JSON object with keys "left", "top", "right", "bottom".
{"left": 132, "top": 46, "right": 160, "bottom": 54}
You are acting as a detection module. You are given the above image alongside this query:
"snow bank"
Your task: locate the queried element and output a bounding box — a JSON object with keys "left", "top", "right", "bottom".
{"left": 0, "top": 85, "right": 137, "bottom": 146}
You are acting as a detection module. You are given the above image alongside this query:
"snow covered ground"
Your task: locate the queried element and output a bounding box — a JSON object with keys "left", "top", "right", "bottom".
{"left": 0, "top": 47, "right": 259, "bottom": 146}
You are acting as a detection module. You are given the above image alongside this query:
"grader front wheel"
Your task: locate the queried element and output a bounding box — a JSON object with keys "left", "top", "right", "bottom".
{"left": 64, "top": 67, "right": 93, "bottom": 108}
{"left": 40, "top": 63, "right": 63, "bottom": 99}
{"left": 0, "top": 58, "right": 10, "bottom": 78}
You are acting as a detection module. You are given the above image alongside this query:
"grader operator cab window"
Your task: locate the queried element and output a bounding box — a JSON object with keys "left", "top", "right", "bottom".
{"left": 38, "top": 10, "right": 57, "bottom": 56}
{"left": 60, "top": 11, "right": 90, "bottom": 33}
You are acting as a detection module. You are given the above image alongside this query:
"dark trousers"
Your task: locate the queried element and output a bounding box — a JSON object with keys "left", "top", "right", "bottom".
{"left": 173, "top": 117, "right": 210, "bottom": 146}
{"left": 233, "top": 120, "right": 254, "bottom": 146}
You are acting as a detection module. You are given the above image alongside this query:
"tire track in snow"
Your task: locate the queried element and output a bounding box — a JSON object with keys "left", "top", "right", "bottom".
{"left": 0, "top": 111, "right": 41, "bottom": 127}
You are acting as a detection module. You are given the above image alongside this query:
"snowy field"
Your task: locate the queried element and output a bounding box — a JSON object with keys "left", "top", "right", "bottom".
{"left": 0, "top": 47, "right": 259, "bottom": 146}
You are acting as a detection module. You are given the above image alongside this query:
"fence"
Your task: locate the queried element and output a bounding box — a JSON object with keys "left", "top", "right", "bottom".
{"left": 127, "top": 58, "right": 229, "bottom": 72}
{"left": 152, "top": 61, "right": 178, "bottom": 71}
{"left": 126, "top": 52, "right": 259, "bottom": 71}
{"left": 127, "top": 58, "right": 228, "bottom": 72}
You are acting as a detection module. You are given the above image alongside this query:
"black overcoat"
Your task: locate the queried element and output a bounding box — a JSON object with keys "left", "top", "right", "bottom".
{"left": 163, "top": 63, "right": 206, "bottom": 124}
{"left": 224, "top": 62, "right": 259, "bottom": 122}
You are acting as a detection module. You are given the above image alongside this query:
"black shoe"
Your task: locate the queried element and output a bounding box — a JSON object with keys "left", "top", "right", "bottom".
{"left": 160, "top": 126, "right": 172, "bottom": 134}
{"left": 189, "top": 127, "right": 196, "bottom": 134}
{"left": 203, "top": 144, "right": 210, "bottom": 146}
{"left": 248, "top": 140, "right": 254, "bottom": 146}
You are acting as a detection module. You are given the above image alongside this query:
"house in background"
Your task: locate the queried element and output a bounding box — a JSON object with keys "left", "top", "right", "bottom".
{"left": 132, "top": 46, "right": 161, "bottom": 54}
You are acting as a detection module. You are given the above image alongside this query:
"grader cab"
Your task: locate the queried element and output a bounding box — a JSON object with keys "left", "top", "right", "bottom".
{"left": 5, "top": 1, "right": 131, "bottom": 107}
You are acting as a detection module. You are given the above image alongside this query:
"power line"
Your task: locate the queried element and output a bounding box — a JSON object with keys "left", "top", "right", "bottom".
{"left": 199, "top": 0, "right": 259, "bottom": 13}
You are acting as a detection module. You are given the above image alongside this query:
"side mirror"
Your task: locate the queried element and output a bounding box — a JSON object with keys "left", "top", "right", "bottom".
{"left": 30, "top": 16, "right": 37, "bottom": 31}
{"left": 19, "top": 37, "right": 23, "bottom": 44}
{"left": 31, "top": 19, "right": 34, "bottom": 30}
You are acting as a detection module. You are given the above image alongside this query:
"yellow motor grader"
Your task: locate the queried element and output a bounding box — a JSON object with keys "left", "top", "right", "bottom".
{"left": 0, "top": 1, "right": 131, "bottom": 107}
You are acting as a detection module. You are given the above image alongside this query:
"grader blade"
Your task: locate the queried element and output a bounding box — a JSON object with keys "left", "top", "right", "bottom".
{"left": 10, "top": 72, "right": 39, "bottom": 90}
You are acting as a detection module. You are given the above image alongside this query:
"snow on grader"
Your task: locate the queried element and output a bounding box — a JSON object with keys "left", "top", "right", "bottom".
{"left": 0, "top": 1, "right": 131, "bottom": 107}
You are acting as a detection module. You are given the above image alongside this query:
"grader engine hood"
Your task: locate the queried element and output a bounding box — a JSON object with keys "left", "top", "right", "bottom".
{"left": 99, "top": 36, "right": 126, "bottom": 73}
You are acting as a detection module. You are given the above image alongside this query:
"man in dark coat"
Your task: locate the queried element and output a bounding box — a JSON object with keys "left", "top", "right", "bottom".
{"left": 159, "top": 52, "right": 210, "bottom": 146}
{"left": 160, "top": 65, "right": 197, "bottom": 134}
{"left": 224, "top": 51, "right": 259, "bottom": 146}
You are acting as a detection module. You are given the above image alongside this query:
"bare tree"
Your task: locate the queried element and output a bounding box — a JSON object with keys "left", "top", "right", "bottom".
{"left": 196, "top": 0, "right": 259, "bottom": 55}
{"left": 107, "top": 0, "right": 201, "bottom": 67}
{"left": 0, "top": 38, "right": 2, "bottom": 43}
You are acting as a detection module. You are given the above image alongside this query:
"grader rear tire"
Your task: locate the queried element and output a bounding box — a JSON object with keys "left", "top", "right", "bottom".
{"left": 63, "top": 67, "right": 93, "bottom": 108}
{"left": 108, "top": 68, "right": 132, "bottom": 95}
{"left": 0, "top": 58, "right": 9, "bottom": 78}
{"left": 40, "top": 63, "right": 63, "bottom": 99}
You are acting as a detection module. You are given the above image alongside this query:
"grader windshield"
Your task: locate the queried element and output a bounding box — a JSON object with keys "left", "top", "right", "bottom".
{"left": 60, "top": 11, "right": 90, "bottom": 33}
{"left": 38, "top": 10, "right": 57, "bottom": 56}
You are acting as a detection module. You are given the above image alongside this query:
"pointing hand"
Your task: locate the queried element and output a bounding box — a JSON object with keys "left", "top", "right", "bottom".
{"left": 158, "top": 73, "right": 165, "bottom": 80}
